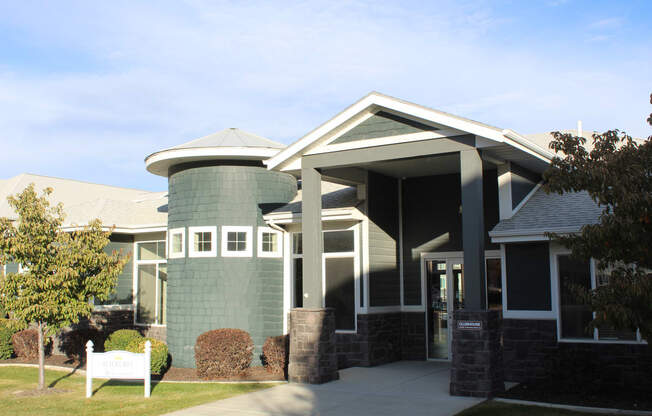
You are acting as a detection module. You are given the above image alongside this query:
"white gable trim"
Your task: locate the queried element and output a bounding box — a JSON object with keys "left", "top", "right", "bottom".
{"left": 306, "top": 128, "right": 469, "bottom": 156}
{"left": 265, "top": 92, "right": 552, "bottom": 171}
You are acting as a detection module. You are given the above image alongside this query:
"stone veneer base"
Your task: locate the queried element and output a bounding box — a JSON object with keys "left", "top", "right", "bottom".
{"left": 288, "top": 308, "right": 339, "bottom": 384}
{"left": 450, "top": 309, "right": 504, "bottom": 398}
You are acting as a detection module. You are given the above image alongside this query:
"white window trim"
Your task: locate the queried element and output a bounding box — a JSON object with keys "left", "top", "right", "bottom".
{"left": 499, "top": 244, "right": 557, "bottom": 320}
{"left": 189, "top": 226, "right": 217, "bottom": 258}
{"left": 168, "top": 227, "right": 186, "bottom": 259}
{"left": 221, "top": 226, "right": 253, "bottom": 258}
{"left": 257, "top": 227, "right": 283, "bottom": 258}
{"left": 133, "top": 239, "right": 167, "bottom": 326}
{"left": 551, "top": 244, "right": 645, "bottom": 344}
{"left": 290, "top": 227, "right": 361, "bottom": 334}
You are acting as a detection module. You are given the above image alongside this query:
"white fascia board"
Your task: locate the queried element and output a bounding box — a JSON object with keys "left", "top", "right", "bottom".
{"left": 263, "top": 208, "right": 362, "bottom": 224}
{"left": 489, "top": 226, "right": 581, "bottom": 243}
{"left": 502, "top": 129, "right": 554, "bottom": 162}
{"left": 145, "top": 146, "right": 281, "bottom": 176}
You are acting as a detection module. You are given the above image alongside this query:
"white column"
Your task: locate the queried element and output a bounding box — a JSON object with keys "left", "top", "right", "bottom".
{"left": 497, "top": 162, "right": 513, "bottom": 220}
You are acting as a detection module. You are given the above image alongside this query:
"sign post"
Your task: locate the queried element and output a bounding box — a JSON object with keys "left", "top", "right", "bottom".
{"left": 85, "top": 340, "right": 151, "bottom": 398}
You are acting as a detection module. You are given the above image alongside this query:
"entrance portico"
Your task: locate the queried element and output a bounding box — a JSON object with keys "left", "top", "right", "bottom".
{"left": 265, "top": 92, "right": 552, "bottom": 397}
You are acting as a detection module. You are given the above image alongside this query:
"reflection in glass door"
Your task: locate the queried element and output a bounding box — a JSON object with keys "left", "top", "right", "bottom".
{"left": 426, "top": 260, "right": 448, "bottom": 359}
{"left": 426, "top": 258, "right": 464, "bottom": 360}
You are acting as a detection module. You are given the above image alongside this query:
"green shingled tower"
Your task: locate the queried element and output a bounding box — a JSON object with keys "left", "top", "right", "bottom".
{"left": 146, "top": 128, "right": 296, "bottom": 367}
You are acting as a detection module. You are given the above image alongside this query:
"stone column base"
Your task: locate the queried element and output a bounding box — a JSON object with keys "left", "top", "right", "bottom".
{"left": 288, "top": 308, "right": 339, "bottom": 384}
{"left": 450, "top": 310, "right": 504, "bottom": 398}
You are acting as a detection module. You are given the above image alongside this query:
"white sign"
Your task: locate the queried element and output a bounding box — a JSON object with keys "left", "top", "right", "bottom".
{"left": 86, "top": 340, "right": 151, "bottom": 398}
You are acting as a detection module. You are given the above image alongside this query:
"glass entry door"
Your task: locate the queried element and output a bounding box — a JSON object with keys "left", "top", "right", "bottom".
{"left": 426, "top": 258, "right": 464, "bottom": 360}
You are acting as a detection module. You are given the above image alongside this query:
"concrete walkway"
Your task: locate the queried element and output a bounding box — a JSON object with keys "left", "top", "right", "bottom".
{"left": 164, "top": 361, "right": 483, "bottom": 416}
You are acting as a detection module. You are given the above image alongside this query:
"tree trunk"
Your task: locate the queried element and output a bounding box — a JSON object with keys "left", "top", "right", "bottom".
{"left": 37, "top": 322, "right": 45, "bottom": 391}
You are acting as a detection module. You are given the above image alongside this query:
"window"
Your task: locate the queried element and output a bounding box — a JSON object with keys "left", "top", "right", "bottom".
{"left": 291, "top": 229, "right": 358, "bottom": 331}
{"left": 556, "top": 253, "right": 642, "bottom": 343}
{"left": 135, "top": 240, "right": 167, "bottom": 325}
{"left": 168, "top": 228, "right": 185, "bottom": 259}
{"left": 257, "top": 227, "right": 282, "bottom": 258}
{"left": 188, "top": 226, "right": 217, "bottom": 257}
{"left": 221, "top": 226, "right": 252, "bottom": 257}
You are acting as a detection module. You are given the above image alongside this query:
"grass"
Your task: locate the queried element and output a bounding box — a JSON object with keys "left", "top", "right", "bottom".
{"left": 457, "top": 401, "right": 621, "bottom": 416}
{"left": 0, "top": 366, "right": 276, "bottom": 416}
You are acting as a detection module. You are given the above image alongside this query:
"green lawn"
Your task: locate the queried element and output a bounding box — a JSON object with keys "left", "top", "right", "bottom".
{"left": 0, "top": 366, "right": 275, "bottom": 416}
{"left": 457, "top": 401, "right": 620, "bottom": 416}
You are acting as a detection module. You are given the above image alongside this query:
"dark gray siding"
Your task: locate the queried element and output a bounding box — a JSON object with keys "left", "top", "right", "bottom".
{"left": 511, "top": 163, "right": 540, "bottom": 209}
{"left": 505, "top": 242, "right": 551, "bottom": 310}
{"left": 102, "top": 234, "right": 134, "bottom": 305}
{"left": 401, "top": 170, "right": 500, "bottom": 305}
{"left": 167, "top": 165, "right": 297, "bottom": 368}
{"left": 331, "top": 112, "right": 437, "bottom": 145}
{"left": 367, "top": 172, "right": 400, "bottom": 307}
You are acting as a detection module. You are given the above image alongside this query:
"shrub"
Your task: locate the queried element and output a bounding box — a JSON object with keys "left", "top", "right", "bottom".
{"left": 0, "top": 320, "right": 16, "bottom": 359}
{"left": 195, "top": 329, "right": 254, "bottom": 379}
{"left": 104, "top": 329, "right": 142, "bottom": 351}
{"left": 60, "top": 327, "right": 105, "bottom": 361}
{"left": 262, "top": 335, "right": 288, "bottom": 375}
{"left": 11, "top": 329, "right": 50, "bottom": 360}
{"left": 126, "top": 337, "right": 169, "bottom": 375}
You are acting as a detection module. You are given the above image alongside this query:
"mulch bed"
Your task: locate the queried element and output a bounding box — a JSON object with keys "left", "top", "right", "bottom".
{"left": 498, "top": 382, "right": 652, "bottom": 411}
{"left": 1, "top": 355, "right": 286, "bottom": 382}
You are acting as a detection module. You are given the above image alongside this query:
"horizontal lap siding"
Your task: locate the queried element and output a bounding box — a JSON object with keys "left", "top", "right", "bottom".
{"left": 367, "top": 172, "right": 400, "bottom": 307}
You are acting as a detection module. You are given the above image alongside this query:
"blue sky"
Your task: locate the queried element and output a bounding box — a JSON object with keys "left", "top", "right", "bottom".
{"left": 0, "top": 0, "right": 650, "bottom": 191}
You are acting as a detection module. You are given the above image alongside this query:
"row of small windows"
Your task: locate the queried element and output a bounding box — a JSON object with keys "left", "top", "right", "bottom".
{"left": 168, "top": 226, "right": 283, "bottom": 259}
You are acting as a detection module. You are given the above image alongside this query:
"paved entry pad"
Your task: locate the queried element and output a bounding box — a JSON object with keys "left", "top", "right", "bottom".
{"left": 165, "top": 361, "right": 482, "bottom": 416}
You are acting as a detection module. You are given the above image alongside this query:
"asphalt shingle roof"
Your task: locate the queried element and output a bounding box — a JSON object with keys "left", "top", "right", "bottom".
{"left": 0, "top": 174, "right": 167, "bottom": 228}
{"left": 490, "top": 187, "right": 603, "bottom": 236}
{"left": 267, "top": 181, "right": 359, "bottom": 214}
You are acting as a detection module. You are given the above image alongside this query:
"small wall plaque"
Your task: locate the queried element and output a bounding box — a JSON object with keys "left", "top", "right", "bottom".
{"left": 457, "top": 320, "right": 482, "bottom": 330}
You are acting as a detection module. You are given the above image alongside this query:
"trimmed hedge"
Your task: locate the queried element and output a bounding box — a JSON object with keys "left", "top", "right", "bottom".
{"left": 195, "top": 329, "right": 254, "bottom": 379}
{"left": 104, "top": 329, "right": 143, "bottom": 351}
{"left": 262, "top": 335, "right": 288, "bottom": 375}
{"left": 0, "top": 321, "right": 16, "bottom": 359}
{"left": 60, "top": 327, "right": 105, "bottom": 360}
{"left": 126, "top": 337, "right": 169, "bottom": 375}
{"left": 11, "top": 329, "right": 50, "bottom": 360}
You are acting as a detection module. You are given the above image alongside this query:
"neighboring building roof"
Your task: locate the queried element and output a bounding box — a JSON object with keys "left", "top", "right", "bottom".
{"left": 524, "top": 129, "right": 600, "bottom": 154}
{"left": 264, "top": 181, "right": 360, "bottom": 216}
{"left": 145, "top": 128, "right": 286, "bottom": 177}
{"left": 0, "top": 173, "right": 167, "bottom": 231}
{"left": 489, "top": 187, "right": 603, "bottom": 242}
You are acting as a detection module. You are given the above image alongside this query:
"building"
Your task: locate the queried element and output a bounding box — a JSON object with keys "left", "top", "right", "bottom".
{"left": 1, "top": 92, "right": 649, "bottom": 396}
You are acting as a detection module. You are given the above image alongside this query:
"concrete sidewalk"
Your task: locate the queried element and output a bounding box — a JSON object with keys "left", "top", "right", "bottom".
{"left": 164, "top": 361, "right": 482, "bottom": 416}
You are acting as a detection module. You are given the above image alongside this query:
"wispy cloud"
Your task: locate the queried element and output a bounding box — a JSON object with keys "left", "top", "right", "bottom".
{"left": 0, "top": 1, "right": 650, "bottom": 190}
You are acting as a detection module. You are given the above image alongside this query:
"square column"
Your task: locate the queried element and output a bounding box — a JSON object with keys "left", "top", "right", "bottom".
{"left": 460, "top": 149, "right": 486, "bottom": 310}
{"left": 452, "top": 149, "right": 504, "bottom": 398}
{"left": 289, "top": 167, "right": 338, "bottom": 384}
{"left": 301, "top": 167, "right": 324, "bottom": 308}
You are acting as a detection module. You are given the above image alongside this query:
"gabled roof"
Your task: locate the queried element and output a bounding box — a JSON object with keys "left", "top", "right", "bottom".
{"left": 265, "top": 91, "right": 554, "bottom": 172}
{"left": 489, "top": 188, "right": 602, "bottom": 242}
{"left": 0, "top": 173, "right": 167, "bottom": 231}
{"left": 145, "top": 128, "right": 286, "bottom": 177}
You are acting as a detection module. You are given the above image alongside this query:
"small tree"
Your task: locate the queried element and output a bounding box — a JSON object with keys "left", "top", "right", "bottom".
{"left": 543, "top": 94, "right": 652, "bottom": 343}
{"left": 0, "top": 184, "right": 130, "bottom": 390}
